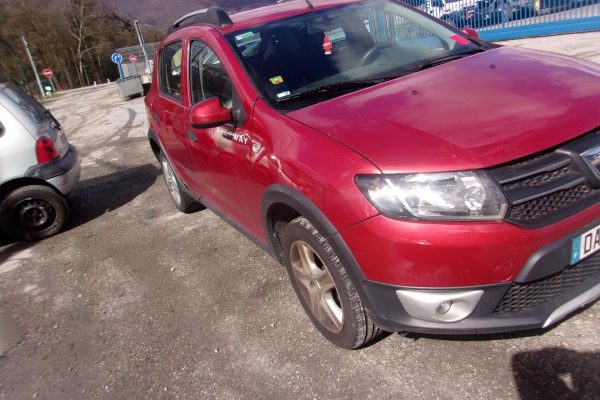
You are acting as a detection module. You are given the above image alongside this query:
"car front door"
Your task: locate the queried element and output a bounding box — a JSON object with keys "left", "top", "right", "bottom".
{"left": 186, "top": 40, "right": 255, "bottom": 231}
{"left": 155, "top": 41, "right": 197, "bottom": 186}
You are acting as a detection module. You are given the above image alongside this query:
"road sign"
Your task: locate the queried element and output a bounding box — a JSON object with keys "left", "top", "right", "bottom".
{"left": 128, "top": 54, "right": 137, "bottom": 64}
{"left": 42, "top": 68, "right": 53, "bottom": 78}
{"left": 111, "top": 53, "right": 123, "bottom": 64}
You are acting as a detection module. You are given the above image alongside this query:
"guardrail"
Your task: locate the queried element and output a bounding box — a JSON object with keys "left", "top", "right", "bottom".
{"left": 402, "top": 0, "right": 600, "bottom": 40}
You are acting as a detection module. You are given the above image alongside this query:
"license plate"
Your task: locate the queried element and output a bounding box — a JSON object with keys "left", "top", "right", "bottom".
{"left": 571, "top": 224, "right": 600, "bottom": 264}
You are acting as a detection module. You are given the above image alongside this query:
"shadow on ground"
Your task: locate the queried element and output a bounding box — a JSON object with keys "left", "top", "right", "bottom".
{"left": 512, "top": 347, "right": 600, "bottom": 400}
{"left": 0, "top": 164, "right": 159, "bottom": 261}
{"left": 67, "top": 163, "right": 160, "bottom": 229}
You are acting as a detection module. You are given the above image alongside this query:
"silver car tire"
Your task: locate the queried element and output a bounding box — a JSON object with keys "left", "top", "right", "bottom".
{"left": 0, "top": 185, "right": 68, "bottom": 241}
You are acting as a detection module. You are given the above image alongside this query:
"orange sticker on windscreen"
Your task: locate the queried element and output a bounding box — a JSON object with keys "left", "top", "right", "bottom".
{"left": 450, "top": 35, "right": 470, "bottom": 45}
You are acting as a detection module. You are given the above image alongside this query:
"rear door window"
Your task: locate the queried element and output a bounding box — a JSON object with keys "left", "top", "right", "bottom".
{"left": 158, "top": 41, "right": 183, "bottom": 100}
{"left": 0, "top": 85, "right": 47, "bottom": 124}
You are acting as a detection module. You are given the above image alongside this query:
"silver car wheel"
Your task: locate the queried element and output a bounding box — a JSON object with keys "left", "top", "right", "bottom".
{"left": 161, "top": 157, "right": 182, "bottom": 207}
{"left": 290, "top": 240, "right": 343, "bottom": 333}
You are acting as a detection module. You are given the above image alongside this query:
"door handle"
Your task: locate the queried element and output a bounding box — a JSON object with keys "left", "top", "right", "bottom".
{"left": 153, "top": 113, "right": 161, "bottom": 122}
{"left": 187, "top": 130, "right": 197, "bottom": 142}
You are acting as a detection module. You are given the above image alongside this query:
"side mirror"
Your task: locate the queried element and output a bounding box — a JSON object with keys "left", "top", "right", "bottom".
{"left": 190, "top": 98, "right": 232, "bottom": 129}
{"left": 461, "top": 28, "right": 480, "bottom": 40}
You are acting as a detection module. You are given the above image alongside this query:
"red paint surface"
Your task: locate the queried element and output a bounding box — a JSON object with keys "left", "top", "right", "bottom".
{"left": 450, "top": 34, "right": 470, "bottom": 45}
{"left": 146, "top": 1, "right": 600, "bottom": 289}
{"left": 288, "top": 47, "right": 600, "bottom": 173}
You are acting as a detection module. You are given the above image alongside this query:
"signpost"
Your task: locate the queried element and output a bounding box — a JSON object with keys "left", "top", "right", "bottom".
{"left": 20, "top": 33, "right": 45, "bottom": 98}
{"left": 42, "top": 68, "right": 56, "bottom": 92}
{"left": 111, "top": 52, "right": 124, "bottom": 80}
{"left": 134, "top": 20, "right": 152, "bottom": 74}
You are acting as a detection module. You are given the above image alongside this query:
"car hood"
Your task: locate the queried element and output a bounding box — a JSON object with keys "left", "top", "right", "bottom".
{"left": 286, "top": 47, "right": 600, "bottom": 173}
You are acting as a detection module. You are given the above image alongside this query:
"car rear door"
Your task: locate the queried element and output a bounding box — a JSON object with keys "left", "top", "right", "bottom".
{"left": 154, "top": 40, "right": 197, "bottom": 187}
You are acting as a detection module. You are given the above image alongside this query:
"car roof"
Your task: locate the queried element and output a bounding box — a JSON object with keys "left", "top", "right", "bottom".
{"left": 226, "top": 0, "right": 360, "bottom": 32}
{"left": 171, "top": 0, "right": 363, "bottom": 36}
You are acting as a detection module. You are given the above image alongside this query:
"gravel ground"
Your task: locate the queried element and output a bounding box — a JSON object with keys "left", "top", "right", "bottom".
{"left": 1, "top": 33, "right": 600, "bottom": 400}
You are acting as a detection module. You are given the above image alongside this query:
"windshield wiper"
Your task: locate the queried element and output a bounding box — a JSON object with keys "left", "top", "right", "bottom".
{"left": 407, "top": 49, "right": 486, "bottom": 73}
{"left": 277, "top": 78, "right": 393, "bottom": 103}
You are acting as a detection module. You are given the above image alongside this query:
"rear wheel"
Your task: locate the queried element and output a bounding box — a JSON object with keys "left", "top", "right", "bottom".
{"left": 282, "top": 217, "right": 382, "bottom": 349}
{"left": 159, "top": 153, "right": 203, "bottom": 213}
{"left": 0, "top": 185, "right": 69, "bottom": 241}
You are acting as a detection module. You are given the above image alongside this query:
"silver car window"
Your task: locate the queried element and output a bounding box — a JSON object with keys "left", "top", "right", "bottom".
{"left": 1, "top": 86, "right": 47, "bottom": 124}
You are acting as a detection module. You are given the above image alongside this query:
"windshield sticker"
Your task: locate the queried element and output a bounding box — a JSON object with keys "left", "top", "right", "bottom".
{"left": 449, "top": 35, "right": 470, "bottom": 46}
{"left": 323, "top": 33, "right": 333, "bottom": 55}
{"left": 269, "top": 76, "right": 284, "bottom": 85}
{"left": 276, "top": 91, "right": 291, "bottom": 99}
{"left": 325, "top": 28, "right": 346, "bottom": 43}
{"left": 235, "top": 31, "right": 256, "bottom": 42}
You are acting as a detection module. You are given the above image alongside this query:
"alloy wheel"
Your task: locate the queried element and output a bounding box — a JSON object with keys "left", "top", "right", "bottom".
{"left": 289, "top": 240, "right": 343, "bottom": 333}
{"left": 161, "top": 158, "right": 182, "bottom": 206}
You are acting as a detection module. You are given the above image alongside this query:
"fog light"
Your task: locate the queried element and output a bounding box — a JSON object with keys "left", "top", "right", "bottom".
{"left": 436, "top": 301, "right": 453, "bottom": 315}
{"left": 396, "top": 289, "right": 484, "bottom": 323}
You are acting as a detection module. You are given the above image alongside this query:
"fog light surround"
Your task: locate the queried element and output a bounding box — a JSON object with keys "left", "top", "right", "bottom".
{"left": 396, "top": 289, "right": 484, "bottom": 323}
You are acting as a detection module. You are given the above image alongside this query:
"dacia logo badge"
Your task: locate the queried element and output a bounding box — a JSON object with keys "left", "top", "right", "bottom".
{"left": 581, "top": 145, "right": 600, "bottom": 165}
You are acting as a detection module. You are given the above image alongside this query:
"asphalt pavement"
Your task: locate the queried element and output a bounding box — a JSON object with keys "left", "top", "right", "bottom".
{"left": 1, "top": 33, "right": 600, "bottom": 400}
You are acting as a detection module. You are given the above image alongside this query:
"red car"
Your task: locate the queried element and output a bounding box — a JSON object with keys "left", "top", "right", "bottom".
{"left": 145, "top": 0, "right": 600, "bottom": 348}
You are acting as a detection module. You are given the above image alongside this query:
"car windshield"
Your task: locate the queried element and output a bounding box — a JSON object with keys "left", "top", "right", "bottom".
{"left": 226, "top": 0, "right": 484, "bottom": 110}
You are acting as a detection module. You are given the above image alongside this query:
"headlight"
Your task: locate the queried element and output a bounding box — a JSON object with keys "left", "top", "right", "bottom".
{"left": 356, "top": 171, "right": 508, "bottom": 221}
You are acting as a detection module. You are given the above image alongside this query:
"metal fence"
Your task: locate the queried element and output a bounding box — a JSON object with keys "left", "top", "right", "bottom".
{"left": 114, "top": 43, "right": 159, "bottom": 78}
{"left": 402, "top": 0, "right": 600, "bottom": 40}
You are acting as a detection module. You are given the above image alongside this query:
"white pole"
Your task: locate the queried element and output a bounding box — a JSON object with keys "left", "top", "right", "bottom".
{"left": 20, "top": 33, "right": 45, "bottom": 98}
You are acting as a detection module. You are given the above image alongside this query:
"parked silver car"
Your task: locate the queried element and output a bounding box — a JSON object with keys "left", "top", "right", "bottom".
{"left": 0, "top": 83, "right": 80, "bottom": 241}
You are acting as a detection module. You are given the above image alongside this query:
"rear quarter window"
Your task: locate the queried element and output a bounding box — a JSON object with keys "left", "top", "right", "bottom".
{"left": 1, "top": 86, "right": 47, "bottom": 124}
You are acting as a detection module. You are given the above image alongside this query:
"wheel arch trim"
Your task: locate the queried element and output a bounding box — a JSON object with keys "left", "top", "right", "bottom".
{"left": 0, "top": 177, "right": 57, "bottom": 200}
{"left": 261, "top": 184, "right": 384, "bottom": 326}
{"left": 148, "top": 128, "right": 162, "bottom": 160}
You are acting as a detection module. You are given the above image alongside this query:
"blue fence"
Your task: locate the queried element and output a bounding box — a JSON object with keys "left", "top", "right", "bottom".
{"left": 402, "top": 0, "right": 600, "bottom": 40}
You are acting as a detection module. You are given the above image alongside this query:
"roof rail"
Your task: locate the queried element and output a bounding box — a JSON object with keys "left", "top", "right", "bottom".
{"left": 167, "top": 7, "right": 233, "bottom": 34}
{"left": 276, "top": 0, "right": 314, "bottom": 9}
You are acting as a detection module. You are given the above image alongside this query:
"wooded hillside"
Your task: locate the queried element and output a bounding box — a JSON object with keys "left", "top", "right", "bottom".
{"left": 0, "top": 0, "right": 164, "bottom": 92}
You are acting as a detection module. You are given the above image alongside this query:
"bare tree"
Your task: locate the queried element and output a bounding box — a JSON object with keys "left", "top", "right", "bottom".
{"left": 0, "top": 0, "right": 161, "bottom": 90}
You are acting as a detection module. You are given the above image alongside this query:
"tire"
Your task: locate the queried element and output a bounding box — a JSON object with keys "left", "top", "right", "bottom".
{"left": 281, "top": 217, "right": 382, "bottom": 349}
{"left": 159, "top": 153, "right": 203, "bottom": 213}
{"left": 0, "top": 185, "right": 69, "bottom": 241}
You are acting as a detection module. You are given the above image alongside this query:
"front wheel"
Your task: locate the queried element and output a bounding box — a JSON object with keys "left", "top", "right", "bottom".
{"left": 282, "top": 217, "right": 382, "bottom": 349}
{"left": 0, "top": 185, "right": 69, "bottom": 241}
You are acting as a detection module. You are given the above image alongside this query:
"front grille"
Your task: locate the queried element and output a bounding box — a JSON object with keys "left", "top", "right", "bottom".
{"left": 503, "top": 165, "right": 571, "bottom": 190}
{"left": 508, "top": 183, "right": 600, "bottom": 222}
{"left": 494, "top": 252, "right": 600, "bottom": 314}
{"left": 488, "top": 130, "right": 600, "bottom": 227}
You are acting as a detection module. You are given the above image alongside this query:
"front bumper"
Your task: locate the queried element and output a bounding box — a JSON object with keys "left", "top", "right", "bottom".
{"left": 337, "top": 208, "right": 600, "bottom": 334}
{"left": 361, "top": 267, "right": 600, "bottom": 334}
{"left": 26, "top": 145, "right": 80, "bottom": 195}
